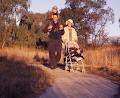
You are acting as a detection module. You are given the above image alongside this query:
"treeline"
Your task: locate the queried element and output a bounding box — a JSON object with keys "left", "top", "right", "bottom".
{"left": 0, "top": 11, "right": 48, "bottom": 48}
{"left": 0, "top": 0, "right": 119, "bottom": 49}
{"left": 0, "top": 0, "right": 48, "bottom": 48}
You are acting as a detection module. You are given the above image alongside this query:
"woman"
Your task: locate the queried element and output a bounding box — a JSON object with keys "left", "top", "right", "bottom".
{"left": 62, "top": 19, "right": 78, "bottom": 47}
{"left": 62, "top": 19, "right": 80, "bottom": 71}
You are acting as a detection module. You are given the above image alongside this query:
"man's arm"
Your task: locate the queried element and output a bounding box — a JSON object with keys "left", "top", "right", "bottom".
{"left": 42, "top": 21, "right": 53, "bottom": 33}
{"left": 42, "top": 24, "right": 49, "bottom": 33}
{"left": 72, "top": 28, "right": 78, "bottom": 42}
{"left": 59, "top": 25, "right": 64, "bottom": 35}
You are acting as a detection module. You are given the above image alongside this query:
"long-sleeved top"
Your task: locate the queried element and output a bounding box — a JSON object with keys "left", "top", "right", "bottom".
{"left": 44, "top": 21, "right": 64, "bottom": 40}
{"left": 62, "top": 26, "right": 78, "bottom": 43}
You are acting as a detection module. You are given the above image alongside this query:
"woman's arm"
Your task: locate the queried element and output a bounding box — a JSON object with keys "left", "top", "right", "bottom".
{"left": 73, "top": 28, "right": 78, "bottom": 42}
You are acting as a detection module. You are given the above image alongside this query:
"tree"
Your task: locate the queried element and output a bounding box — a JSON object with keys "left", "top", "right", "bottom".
{"left": 16, "top": 13, "right": 47, "bottom": 48}
{"left": 0, "top": 0, "right": 30, "bottom": 48}
{"left": 20, "top": 13, "right": 46, "bottom": 32}
{"left": 60, "top": 0, "right": 114, "bottom": 47}
{"left": 0, "top": 0, "right": 30, "bottom": 16}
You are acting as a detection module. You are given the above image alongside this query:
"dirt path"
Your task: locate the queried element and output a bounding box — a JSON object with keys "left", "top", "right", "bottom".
{"left": 38, "top": 68, "right": 118, "bottom": 98}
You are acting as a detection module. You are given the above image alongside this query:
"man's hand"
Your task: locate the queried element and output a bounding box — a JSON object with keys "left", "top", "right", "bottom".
{"left": 48, "top": 25, "right": 53, "bottom": 31}
{"left": 59, "top": 25, "right": 64, "bottom": 30}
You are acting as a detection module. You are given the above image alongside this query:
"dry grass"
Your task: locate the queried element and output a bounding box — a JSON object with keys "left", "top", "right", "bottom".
{"left": 0, "top": 47, "right": 52, "bottom": 98}
{"left": 84, "top": 46, "right": 120, "bottom": 98}
{"left": 0, "top": 46, "right": 119, "bottom": 97}
{"left": 85, "top": 46, "right": 120, "bottom": 67}
{"left": 85, "top": 46, "right": 120, "bottom": 72}
{"left": 84, "top": 46, "right": 120, "bottom": 85}
{"left": 0, "top": 47, "right": 48, "bottom": 62}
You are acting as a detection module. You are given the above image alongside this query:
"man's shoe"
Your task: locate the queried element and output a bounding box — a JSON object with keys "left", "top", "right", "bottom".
{"left": 51, "top": 65, "right": 57, "bottom": 69}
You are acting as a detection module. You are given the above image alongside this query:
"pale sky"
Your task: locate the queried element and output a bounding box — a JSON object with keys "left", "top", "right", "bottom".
{"left": 30, "top": 0, "right": 120, "bottom": 37}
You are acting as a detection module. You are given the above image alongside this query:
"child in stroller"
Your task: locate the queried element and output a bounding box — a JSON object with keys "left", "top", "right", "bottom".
{"left": 64, "top": 41, "right": 85, "bottom": 72}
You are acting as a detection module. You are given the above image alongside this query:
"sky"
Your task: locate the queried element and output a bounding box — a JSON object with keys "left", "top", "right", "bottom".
{"left": 29, "top": 0, "right": 66, "bottom": 13}
{"left": 30, "top": 0, "right": 120, "bottom": 37}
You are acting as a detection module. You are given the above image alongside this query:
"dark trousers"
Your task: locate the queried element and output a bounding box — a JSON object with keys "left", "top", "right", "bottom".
{"left": 48, "top": 38, "right": 62, "bottom": 67}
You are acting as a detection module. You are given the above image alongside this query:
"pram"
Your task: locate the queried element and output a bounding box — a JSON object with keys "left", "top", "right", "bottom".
{"left": 63, "top": 41, "right": 86, "bottom": 73}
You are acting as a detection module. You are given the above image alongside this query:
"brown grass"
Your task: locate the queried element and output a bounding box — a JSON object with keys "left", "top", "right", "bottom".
{"left": 0, "top": 47, "right": 52, "bottom": 98}
{"left": 0, "top": 47, "right": 48, "bottom": 62}
{"left": 84, "top": 46, "right": 120, "bottom": 85}
{"left": 0, "top": 46, "right": 119, "bottom": 97}
{"left": 84, "top": 46, "right": 120, "bottom": 98}
{"left": 85, "top": 46, "right": 120, "bottom": 71}
{"left": 85, "top": 46, "right": 120, "bottom": 67}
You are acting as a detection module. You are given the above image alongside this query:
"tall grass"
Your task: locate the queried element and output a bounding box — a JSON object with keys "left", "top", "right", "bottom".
{"left": 0, "top": 47, "right": 48, "bottom": 63}
{"left": 0, "top": 47, "right": 51, "bottom": 98}
{"left": 85, "top": 46, "right": 120, "bottom": 74}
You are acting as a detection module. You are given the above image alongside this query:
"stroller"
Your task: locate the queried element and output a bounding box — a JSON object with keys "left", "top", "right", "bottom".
{"left": 63, "top": 41, "right": 86, "bottom": 73}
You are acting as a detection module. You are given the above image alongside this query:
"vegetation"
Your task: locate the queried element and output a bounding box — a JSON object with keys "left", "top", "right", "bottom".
{"left": 0, "top": 0, "right": 119, "bottom": 97}
{"left": 0, "top": 0, "right": 48, "bottom": 48}
{"left": 0, "top": 0, "right": 117, "bottom": 48}
{"left": 0, "top": 47, "right": 51, "bottom": 98}
{"left": 85, "top": 46, "right": 120, "bottom": 67}
{"left": 60, "top": 0, "right": 114, "bottom": 47}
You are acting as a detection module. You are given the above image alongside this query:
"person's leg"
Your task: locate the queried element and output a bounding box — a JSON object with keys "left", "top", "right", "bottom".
{"left": 48, "top": 39, "right": 57, "bottom": 68}
{"left": 56, "top": 41, "right": 62, "bottom": 63}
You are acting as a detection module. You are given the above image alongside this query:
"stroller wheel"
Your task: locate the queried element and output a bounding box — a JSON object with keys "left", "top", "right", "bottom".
{"left": 70, "top": 69, "right": 75, "bottom": 72}
{"left": 65, "top": 64, "right": 70, "bottom": 71}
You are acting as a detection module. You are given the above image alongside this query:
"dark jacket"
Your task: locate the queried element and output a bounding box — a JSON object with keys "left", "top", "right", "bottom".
{"left": 44, "top": 21, "right": 64, "bottom": 40}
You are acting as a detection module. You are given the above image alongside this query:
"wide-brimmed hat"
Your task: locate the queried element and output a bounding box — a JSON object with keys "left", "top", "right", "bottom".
{"left": 66, "top": 19, "right": 74, "bottom": 26}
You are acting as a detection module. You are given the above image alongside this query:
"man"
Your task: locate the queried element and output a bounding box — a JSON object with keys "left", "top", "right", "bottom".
{"left": 47, "top": 5, "right": 59, "bottom": 20}
{"left": 46, "top": 13, "right": 64, "bottom": 69}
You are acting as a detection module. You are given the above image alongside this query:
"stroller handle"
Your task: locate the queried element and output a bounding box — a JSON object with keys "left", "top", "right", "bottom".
{"left": 63, "top": 41, "right": 79, "bottom": 49}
